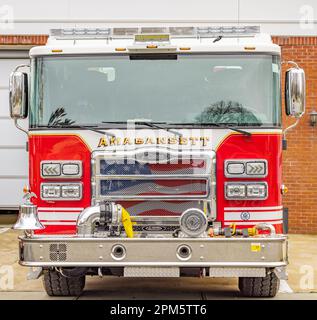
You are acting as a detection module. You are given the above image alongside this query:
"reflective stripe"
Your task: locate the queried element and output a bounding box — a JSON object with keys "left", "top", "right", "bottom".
{"left": 38, "top": 207, "right": 84, "bottom": 211}
{"left": 224, "top": 220, "right": 283, "bottom": 226}
{"left": 38, "top": 212, "right": 80, "bottom": 221}
{"left": 224, "top": 206, "right": 283, "bottom": 211}
{"left": 224, "top": 210, "right": 283, "bottom": 221}
{"left": 42, "top": 222, "right": 76, "bottom": 226}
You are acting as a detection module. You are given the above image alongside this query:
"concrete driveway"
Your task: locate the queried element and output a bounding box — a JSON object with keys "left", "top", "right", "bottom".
{"left": 0, "top": 226, "right": 317, "bottom": 300}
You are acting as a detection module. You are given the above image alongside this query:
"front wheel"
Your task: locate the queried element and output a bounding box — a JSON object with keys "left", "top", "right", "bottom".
{"left": 43, "top": 269, "right": 86, "bottom": 297}
{"left": 239, "top": 272, "right": 280, "bottom": 297}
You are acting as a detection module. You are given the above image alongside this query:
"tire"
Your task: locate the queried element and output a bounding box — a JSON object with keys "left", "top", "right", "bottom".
{"left": 43, "top": 269, "right": 86, "bottom": 297}
{"left": 239, "top": 272, "right": 280, "bottom": 297}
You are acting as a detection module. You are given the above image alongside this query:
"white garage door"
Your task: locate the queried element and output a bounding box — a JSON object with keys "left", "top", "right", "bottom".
{"left": 0, "top": 51, "right": 29, "bottom": 210}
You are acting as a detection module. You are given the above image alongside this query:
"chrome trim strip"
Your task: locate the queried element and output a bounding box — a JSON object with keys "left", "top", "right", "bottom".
{"left": 211, "top": 152, "right": 217, "bottom": 220}
{"left": 22, "top": 235, "right": 287, "bottom": 242}
{"left": 95, "top": 174, "right": 210, "bottom": 179}
{"left": 20, "top": 261, "right": 287, "bottom": 268}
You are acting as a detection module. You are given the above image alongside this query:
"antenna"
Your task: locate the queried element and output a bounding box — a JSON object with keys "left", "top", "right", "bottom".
{"left": 237, "top": 0, "right": 241, "bottom": 43}
{"left": 238, "top": 0, "right": 240, "bottom": 26}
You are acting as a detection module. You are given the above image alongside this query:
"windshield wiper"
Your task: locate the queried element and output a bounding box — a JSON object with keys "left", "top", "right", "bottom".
{"left": 101, "top": 120, "right": 182, "bottom": 137}
{"left": 170, "top": 122, "right": 252, "bottom": 137}
{"left": 213, "top": 35, "right": 223, "bottom": 43}
{"left": 41, "top": 124, "right": 116, "bottom": 137}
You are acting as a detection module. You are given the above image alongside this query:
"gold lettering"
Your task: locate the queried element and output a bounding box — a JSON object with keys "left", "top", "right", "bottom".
{"left": 168, "top": 137, "right": 178, "bottom": 144}
{"left": 135, "top": 138, "right": 144, "bottom": 145}
{"left": 98, "top": 136, "right": 210, "bottom": 147}
{"left": 109, "top": 137, "right": 121, "bottom": 146}
{"left": 145, "top": 137, "right": 155, "bottom": 144}
{"left": 200, "top": 137, "right": 210, "bottom": 146}
{"left": 98, "top": 137, "right": 108, "bottom": 147}
{"left": 179, "top": 137, "right": 188, "bottom": 145}
{"left": 189, "top": 137, "right": 199, "bottom": 145}
{"left": 123, "top": 138, "right": 132, "bottom": 145}
{"left": 157, "top": 137, "right": 167, "bottom": 144}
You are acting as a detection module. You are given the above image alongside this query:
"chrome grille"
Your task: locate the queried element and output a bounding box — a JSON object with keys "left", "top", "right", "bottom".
{"left": 118, "top": 200, "right": 206, "bottom": 216}
{"left": 93, "top": 148, "right": 213, "bottom": 201}
{"left": 100, "top": 179, "right": 208, "bottom": 198}
{"left": 99, "top": 158, "right": 207, "bottom": 176}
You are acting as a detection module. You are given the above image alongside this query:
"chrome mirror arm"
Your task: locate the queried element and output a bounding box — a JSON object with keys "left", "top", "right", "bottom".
{"left": 281, "top": 61, "right": 305, "bottom": 150}
{"left": 14, "top": 118, "right": 28, "bottom": 135}
{"left": 281, "top": 60, "right": 299, "bottom": 69}
{"left": 13, "top": 64, "right": 30, "bottom": 72}
{"left": 11, "top": 64, "right": 30, "bottom": 136}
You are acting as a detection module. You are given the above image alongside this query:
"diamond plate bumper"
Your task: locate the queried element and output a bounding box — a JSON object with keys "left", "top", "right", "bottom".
{"left": 18, "top": 235, "right": 287, "bottom": 271}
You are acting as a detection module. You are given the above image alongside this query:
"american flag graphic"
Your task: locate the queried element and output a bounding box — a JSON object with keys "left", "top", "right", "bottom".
{"left": 99, "top": 158, "right": 208, "bottom": 216}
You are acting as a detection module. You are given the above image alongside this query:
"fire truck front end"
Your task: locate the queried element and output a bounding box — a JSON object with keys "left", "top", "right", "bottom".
{"left": 9, "top": 26, "right": 306, "bottom": 297}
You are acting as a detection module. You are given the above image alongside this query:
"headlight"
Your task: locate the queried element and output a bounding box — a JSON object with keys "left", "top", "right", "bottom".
{"left": 41, "top": 161, "right": 82, "bottom": 178}
{"left": 62, "top": 163, "right": 80, "bottom": 175}
{"left": 225, "top": 184, "right": 246, "bottom": 199}
{"left": 61, "top": 185, "right": 81, "bottom": 198}
{"left": 41, "top": 163, "right": 61, "bottom": 177}
{"left": 225, "top": 160, "right": 267, "bottom": 178}
{"left": 179, "top": 208, "right": 208, "bottom": 237}
{"left": 226, "top": 162, "right": 245, "bottom": 175}
{"left": 41, "top": 183, "right": 82, "bottom": 200}
{"left": 247, "top": 184, "right": 267, "bottom": 198}
{"left": 225, "top": 182, "right": 268, "bottom": 200}
{"left": 42, "top": 185, "right": 61, "bottom": 198}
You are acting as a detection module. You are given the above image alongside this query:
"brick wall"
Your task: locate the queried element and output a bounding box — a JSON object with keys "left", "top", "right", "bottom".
{"left": 272, "top": 36, "right": 317, "bottom": 234}
{"left": 0, "top": 35, "right": 48, "bottom": 45}
{"left": 1, "top": 35, "right": 317, "bottom": 233}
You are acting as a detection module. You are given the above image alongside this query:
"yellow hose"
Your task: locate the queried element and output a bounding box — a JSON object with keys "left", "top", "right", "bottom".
{"left": 121, "top": 207, "right": 134, "bottom": 238}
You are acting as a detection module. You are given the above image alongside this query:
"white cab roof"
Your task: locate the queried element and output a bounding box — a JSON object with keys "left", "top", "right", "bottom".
{"left": 30, "top": 27, "right": 281, "bottom": 57}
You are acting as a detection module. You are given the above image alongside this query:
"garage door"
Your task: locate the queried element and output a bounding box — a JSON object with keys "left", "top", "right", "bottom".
{"left": 0, "top": 51, "right": 29, "bottom": 210}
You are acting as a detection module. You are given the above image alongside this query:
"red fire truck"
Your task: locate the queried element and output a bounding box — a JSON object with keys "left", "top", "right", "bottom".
{"left": 10, "top": 26, "right": 305, "bottom": 297}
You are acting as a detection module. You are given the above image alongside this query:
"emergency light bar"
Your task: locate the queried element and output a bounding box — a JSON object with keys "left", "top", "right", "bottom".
{"left": 50, "top": 25, "right": 260, "bottom": 40}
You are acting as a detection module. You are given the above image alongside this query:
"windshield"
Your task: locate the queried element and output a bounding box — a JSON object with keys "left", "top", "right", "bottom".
{"left": 30, "top": 54, "right": 281, "bottom": 128}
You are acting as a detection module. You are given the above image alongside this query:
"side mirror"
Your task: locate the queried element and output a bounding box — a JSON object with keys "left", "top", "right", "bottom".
{"left": 9, "top": 71, "right": 28, "bottom": 119}
{"left": 285, "top": 67, "right": 306, "bottom": 118}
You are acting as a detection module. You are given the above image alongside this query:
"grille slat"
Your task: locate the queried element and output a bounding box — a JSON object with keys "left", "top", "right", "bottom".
{"left": 93, "top": 149, "right": 213, "bottom": 206}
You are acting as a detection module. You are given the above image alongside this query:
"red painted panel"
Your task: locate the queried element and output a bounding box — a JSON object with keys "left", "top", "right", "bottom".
{"left": 216, "top": 133, "right": 283, "bottom": 232}
{"left": 29, "top": 132, "right": 283, "bottom": 235}
{"left": 28, "top": 134, "right": 91, "bottom": 235}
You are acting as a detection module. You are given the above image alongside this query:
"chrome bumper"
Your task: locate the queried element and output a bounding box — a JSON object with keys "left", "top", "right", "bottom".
{"left": 19, "top": 235, "right": 287, "bottom": 269}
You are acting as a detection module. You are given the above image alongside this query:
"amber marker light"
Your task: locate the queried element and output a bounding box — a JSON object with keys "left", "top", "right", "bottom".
{"left": 23, "top": 185, "right": 30, "bottom": 194}
{"left": 115, "top": 48, "right": 127, "bottom": 52}
{"left": 281, "top": 184, "right": 288, "bottom": 195}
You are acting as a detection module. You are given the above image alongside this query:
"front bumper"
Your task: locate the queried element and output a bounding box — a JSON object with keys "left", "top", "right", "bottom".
{"left": 19, "top": 235, "right": 287, "bottom": 270}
